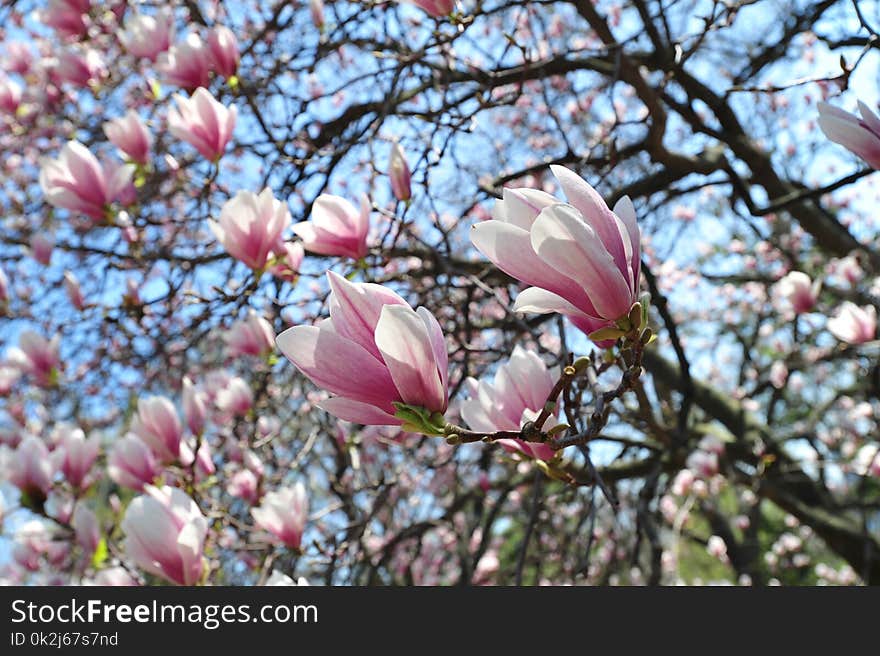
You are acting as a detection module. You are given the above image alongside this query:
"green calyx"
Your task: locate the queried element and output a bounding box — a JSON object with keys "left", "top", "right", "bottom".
{"left": 392, "top": 403, "right": 447, "bottom": 436}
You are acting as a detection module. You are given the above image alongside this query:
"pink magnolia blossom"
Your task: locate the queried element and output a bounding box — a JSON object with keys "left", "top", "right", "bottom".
{"left": 207, "top": 25, "right": 239, "bottom": 79}
{"left": 0, "top": 267, "right": 8, "bottom": 306}
{"left": 168, "top": 87, "right": 237, "bottom": 161}
{"left": 157, "top": 33, "right": 213, "bottom": 91}
{"left": 707, "top": 535, "right": 728, "bottom": 562}
{"left": 769, "top": 360, "right": 788, "bottom": 390}
{"left": 686, "top": 450, "right": 719, "bottom": 478}
{"left": 225, "top": 311, "right": 275, "bottom": 358}
{"left": 389, "top": 142, "right": 412, "bottom": 201}
{"left": 817, "top": 101, "right": 880, "bottom": 169}
{"left": 130, "top": 396, "right": 184, "bottom": 463}
{"left": 773, "top": 271, "right": 819, "bottom": 315}
{"left": 8, "top": 436, "right": 54, "bottom": 502}
{"left": 7, "top": 330, "right": 60, "bottom": 387}
{"left": 215, "top": 377, "right": 254, "bottom": 417}
{"left": 268, "top": 241, "right": 305, "bottom": 282}
{"left": 39, "top": 141, "right": 135, "bottom": 222}
{"left": 72, "top": 504, "right": 100, "bottom": 556}
{"left": 51, "top": 426, "right": 99, "bottom": 489}
{"left": 827, "top": 302, "right": 876, "bottom": 345}
{"left": 39, "top": 0, "right": 91, "bottom": 38}
{"left": 182, "top": 439, "right": 215, "bottom": 480}
{"left": 471, "top": 165, "right": 641, "bottom": 339}
{"left": 12, "top": 521, "right": 53, "bottom": 572}
{"left": 121, "top": 485, "right": 207, "bottom": 586}
{"left": 120, "top": 10, "right": 175, "bottom": 62}
{"left": 227, "top": 469, "right": 260, "bottom": 503}
{"left": 5, "top": 43, "right": 33, "bottom": 76}
{"left": 292, "top": 194, "right": 370, "bottom": 260}
{"left": 856, "top": 444, "right": 880, "bottom": 478}
{"left": 0, "top": 74, "right": 22, "bottom": 113}
{"left": 182, "top": 377, "right": 207, "bottom": 436}
{"left": 403, "top": 0, "right": 456, "bottom": 17}
{"left": 310, "top": 0, "right": 325, "bottom": 29}
{"left": 461, "top": 345, "right": 559, "bottom": 461}
{"left": 30, "top": 233, "right": 54, "bottom": 266}
{"left": 211, "top": 188, "right": 290, "bottom": 269}
{"left": 108, "top": 433, "right": 161, "bottom": 491}
{"left": 104, "top": 111, "right": 152, "bottom": 165}
{"left": 54, "top": 49, "right": 107, "bottom": 88}
{"left": 276, "top": 271, "right": 449, "bottom": 427}
{"left": 251, "top": 483, "right": 309, "bottom": 549}
{"left": 63, "top": 271, "right": 85, "bottom": 310}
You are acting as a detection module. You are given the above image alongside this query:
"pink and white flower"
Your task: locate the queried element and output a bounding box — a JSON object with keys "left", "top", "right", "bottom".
{"left": 818, "top": 101, "right": 880, "bottom": 169}
{"left": 212, "top": 188, "right": 290, "bottom": 269}
{"left": 471, "top": 165, "right": 641, "bottom": 339}
{"left": 827, "top": 302, "right": 876, "bottom": 345}
{"left": 292, "top": 194, "right": 370, "bottom": 260}
{"left": 276, "top": 271, "right": 448, "bottom": 427}
{"left": 104, "top": 111, "right": 152, "bottom": 165}
{"left": 168, "top": 87, "right": 237, "bottom": 162}
{"left": 461, "top": 345, "right": 559, "bottom": 461}
{"left": 121, "top": 485, "right": 207, "bottom": 586}
{"left": 39, "top": 141, "right": 134, "bottom": 222}
{"left": 251, "top": 483, "right": 309, "bottom": 549}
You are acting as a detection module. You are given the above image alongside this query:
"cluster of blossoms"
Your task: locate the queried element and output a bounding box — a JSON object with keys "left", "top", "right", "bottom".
{"left": 4, "top": 0, "right": 880, "bottom": 591}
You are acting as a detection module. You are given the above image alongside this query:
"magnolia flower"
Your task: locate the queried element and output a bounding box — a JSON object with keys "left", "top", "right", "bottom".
{"left": 212, "top": 188, "right": 290, "bottom": 269}
{"left": 251, "top": 483, "right": 309, "bottom": 549}
{"left": 54, "top": 48, "right": 107, "bottom": 88}
{"left": 63, "top": 271, "right": 85, "bottom": 311}
{"left": 182, "top": 377, "right": 207, "bottom": 436}
{"left": 51, "top": 426, "right": 99, "bottom": 489}
{"left": 157, "top": 33, "right": 213, "bottom": 91}
{"left": 292, "top": 194, "right": 370, "bottom": 260}
{"left": 389, "top": 142, "right": 412, "bottom": 201}
{"left": 207, "top": 25, "right": 239, "bottom": 79}
{"left": 461, "top": 345, "right": 559, "bottom": 461}
{"left": 471, "top": 165, "right": 641, "bottom": 339}
{"left": 855, "top": 444, "right": 880, "bottom": 478}
{"left": 39, "top": 0, "right": 90, "bottom": 38}
{"left": 72, "top": 504, "right": 100, "bottom": 556}
{"left": 224, "top": 311, "right": 275, "bottom": 358}
{"left": 215, "top": 377, "right": 254, "bottom": 417}
{"left": 268, "top": 241, "right": 305, "bottom": 282}
{"left": 120, "top": 10, "right": 175, "bottom": 61}
{"left": 39, "top": 141, "right": 134, "bottom": 222}
{"left": 168, "top": 87, "right": 237, "bottom": 161}
{"left": 104, "top": 110, "right": 152, "bottom": 165}
{"left": 827, "top": 302, "right": 876, "bottom": 345}
{"left": 0, "top": 74, "right": 22, "bottom": 113}
{"left": 402, "top": 0, "right": 456, "bottom": 17}
{"left": 30, "top": 233, "right": 54, "bottom": 266}
{"left": 773, "top": 271, "right": 819, "bottom": 315}
{"left": 276, "top": 271, "right": 448, "bottom": 427}
{"left": 121, "top": 485, "right": 207, "bottom": 586}
{"left": 8, "top": 436, "right": 54, "bottom": 502}
{"left": 130, "top": 396, "right": 184, "bottom": 463}
{"left": 0, "top": 267, "right": 8, "bottom": 306}
{"left": 309, "top": 0, "right": 325, "bottom": 29}
{"left": 817, "top": 101, "right": 880, "bottom": 169}
{"left": 7, "top": 330, "right": 60, "bottom": 387}
{"left": 227, "top": 469, "right": 260, "bottom": 503}
{"left": 108, "top": 433, "right": 161, "bottom": 491}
